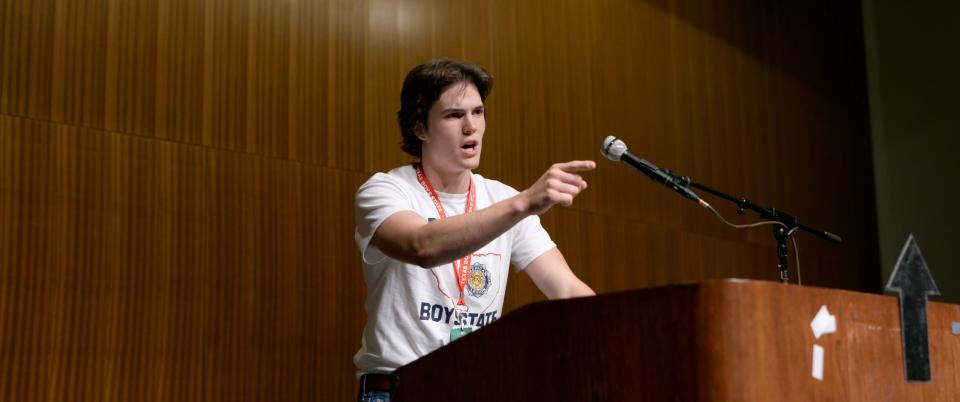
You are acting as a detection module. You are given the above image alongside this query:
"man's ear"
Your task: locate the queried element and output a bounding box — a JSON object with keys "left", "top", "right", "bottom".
{"left": 414, "top": 123, "right": 428, "bottom": 142}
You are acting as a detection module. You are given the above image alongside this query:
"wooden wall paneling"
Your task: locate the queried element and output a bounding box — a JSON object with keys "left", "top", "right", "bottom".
{"left": 363, "top": 0, "right": 398, "bottom": 172}
{"left": 7, "top": 0, "right": 369, "bottom": 169}
{"left": 49, "top": 0, "right": 109, "bottom": 129}
{"left": 1, "top": 0, "right": 882, "bottom": 400}
{"left": 392, "top": 0, "right": 439, "bottom": 68}
{"left": 473, "top": 0, "right": 517, "bottom": 187}
{"left": 510, "top": 200, "right": 787, "bottom": 307}
{"left": 364, "top": 0, "right": 410, "bottom": 174}
{"left": 198, "top": 148, "right": 363, "bottom": 401}
{"left": 0, "top": 116, "right": 29, "bottom": 401}
{"left": 245, "top": 0, "right": 293, "bottom": 159}
{"left": 726, "top": 20, "right": 769, "bottom": 248}
{"left": 0, "top": 0, "right": 56, "bottom": 119}
{"left": 206, "top": 148, "right": 366, "bottom": 400}
{"left": 586, "top": 0, "right": 681, "bottom": 228}
{"left": 320, "top": 0, "right": 367, "bottom": 171}
{"left": 487, "top": 0, "right": 600, "bottom": 200}
{"left": 669, "top": 1, "right": 777, "bottom": 246}
{"left": 363, "top": 0, "right": 407, "bottom": 175}
{"left": 155, "top": 0, "right": 206, "bottom": 144}
{"left": 104, "top": 0, "right": 158, "bottom": 136}
{"left": 1, "top": 113, "right": 369, "bottom": 400}
{"left": 512, "top": 0, "right": 557, "bottom": 183}
{"left": 429, "top": 0, "right": 493, "bottom": 62}
{"left": 522, "top": 0, "right": 568, "bottom": 167}
{"left": 0, "top": 115, "right": 208, "bottom": 401}
{"left": 542, "top": 207, "right": 682, "bottom": 292}
{"left": 498, "top": 0, "right": 601, "bottom": 210}
{"left": 203, "top": 0, "right": 252, "bottom": 154}
{"left": 200, "top": 0, "right": 328, "bottom": 162}
{"left": 155, "top": 144, "right": 210, "bottom": 402}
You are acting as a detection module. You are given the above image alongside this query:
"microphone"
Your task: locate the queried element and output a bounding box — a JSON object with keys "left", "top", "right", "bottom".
{"left": 601, "top": 136, "right": 702, "bottom": 202}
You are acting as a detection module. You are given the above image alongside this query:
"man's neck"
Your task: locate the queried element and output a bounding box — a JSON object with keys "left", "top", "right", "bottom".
{"left": 420, "top": 162, "right": 471, "bottom": 194}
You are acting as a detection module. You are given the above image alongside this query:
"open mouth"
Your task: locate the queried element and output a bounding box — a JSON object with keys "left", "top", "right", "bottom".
{"left": 461, "top": 141, "right": 478, "bottom": 151}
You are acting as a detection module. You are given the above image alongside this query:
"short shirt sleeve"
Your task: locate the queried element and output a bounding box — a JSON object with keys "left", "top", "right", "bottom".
{"left": 355, "top": 173, "right": 416, "bottom": 265}
{"left": 509, "top": 214, "right": 557, "bottom": 271}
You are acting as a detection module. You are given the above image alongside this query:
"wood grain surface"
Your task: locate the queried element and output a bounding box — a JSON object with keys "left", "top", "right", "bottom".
{"left": 1, "top": 0, "right": 879, "bottom": 400}
{"left": 394, "top": 280, "right": 960, "bottom": 402}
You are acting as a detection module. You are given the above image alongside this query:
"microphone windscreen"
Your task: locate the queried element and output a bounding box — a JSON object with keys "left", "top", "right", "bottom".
{"left": 601, "top": 136, "right": 627, "bottom": 161}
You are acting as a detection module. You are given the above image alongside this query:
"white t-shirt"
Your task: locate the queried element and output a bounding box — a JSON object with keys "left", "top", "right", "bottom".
{"left": 353, "top": 164, "right": 556, "bottom": 374}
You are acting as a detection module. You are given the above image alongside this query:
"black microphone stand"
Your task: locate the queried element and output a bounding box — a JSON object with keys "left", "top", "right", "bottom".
{"left": 665, "top": 171, "right": 843, "bottom": 284}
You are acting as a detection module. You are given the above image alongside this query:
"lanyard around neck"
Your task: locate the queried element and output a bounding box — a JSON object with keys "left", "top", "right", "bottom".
{"left": 415, "top": 164, "right": 475, "bottom": 306}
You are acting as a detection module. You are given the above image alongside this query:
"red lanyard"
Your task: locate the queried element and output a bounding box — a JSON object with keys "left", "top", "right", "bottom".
{"left": 415, "top": 164, "right": 475, "bottom": 306}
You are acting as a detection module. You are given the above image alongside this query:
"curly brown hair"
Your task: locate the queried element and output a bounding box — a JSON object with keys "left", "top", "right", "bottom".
{"left": 397, "top": 59, "right": 493, "bottom": 158}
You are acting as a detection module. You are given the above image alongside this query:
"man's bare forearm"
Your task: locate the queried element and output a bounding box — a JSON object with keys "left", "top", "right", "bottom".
{"left": 410, "top": 193, "right": 531, "bottom": 267}
{"left": 377, "top": 193, "right": 530, "bottom": 268}
{"left": 373, "top": 161, "right": 595, "bottom": 268}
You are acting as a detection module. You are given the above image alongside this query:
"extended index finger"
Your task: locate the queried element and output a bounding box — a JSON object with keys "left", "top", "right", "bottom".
{"left": 556, "top": 160, "right": 596, "bottom": 173}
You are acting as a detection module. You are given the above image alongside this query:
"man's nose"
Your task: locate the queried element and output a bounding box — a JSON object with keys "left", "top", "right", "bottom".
{"left": 463, "top": 115, "right": 477, "bottom": 134}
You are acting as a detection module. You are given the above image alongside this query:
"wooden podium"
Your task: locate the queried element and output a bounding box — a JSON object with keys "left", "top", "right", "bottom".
{"left": 393, "top": 280, "right": 960, "bottom": 401}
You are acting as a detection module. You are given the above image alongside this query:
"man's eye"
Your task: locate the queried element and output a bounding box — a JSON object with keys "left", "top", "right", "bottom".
{"left": 473, "top": 109, "right": 484, "bottom": 116}
{"left": 447, "top": 112, "right": 463, "bottom": 118}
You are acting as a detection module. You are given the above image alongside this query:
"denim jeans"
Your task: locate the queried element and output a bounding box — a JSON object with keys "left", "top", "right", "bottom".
{"left": 358, "top": 390, "right": 391, "bottom": 402}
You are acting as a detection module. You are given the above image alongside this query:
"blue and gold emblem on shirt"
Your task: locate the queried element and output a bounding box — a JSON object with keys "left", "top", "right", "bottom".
{"left": 466, "top": 262, "right": 491, "bottom": 297}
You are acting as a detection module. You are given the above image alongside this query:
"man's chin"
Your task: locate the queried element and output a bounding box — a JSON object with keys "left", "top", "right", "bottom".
{"left": 462, "top": 156, "right": 481, "bottom": 170}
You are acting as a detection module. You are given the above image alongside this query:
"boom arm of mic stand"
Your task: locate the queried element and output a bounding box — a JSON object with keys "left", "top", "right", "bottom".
{"left": 667, "top": 172, "right": 842, "bottom": 245}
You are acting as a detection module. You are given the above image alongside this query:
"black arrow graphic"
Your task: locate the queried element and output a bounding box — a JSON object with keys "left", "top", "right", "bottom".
{"left": 885, "top": 234, "right": 940, "bottom": 382}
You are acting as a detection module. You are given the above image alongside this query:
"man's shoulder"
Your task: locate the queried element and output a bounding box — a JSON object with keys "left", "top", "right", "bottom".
{"left": 360, "top": 164, "right": 418, "bottom": 190}
{"left": 473, "top": 174, "right": 519, "bottom": 198}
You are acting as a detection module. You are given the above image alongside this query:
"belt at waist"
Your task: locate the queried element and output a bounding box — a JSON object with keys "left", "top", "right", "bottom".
{"left": 359, "top": 373, "right": 398, "bottom": 394}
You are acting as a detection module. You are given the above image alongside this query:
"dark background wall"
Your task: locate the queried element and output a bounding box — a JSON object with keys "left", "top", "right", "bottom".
{"left": 863, "top": 0, "right": 960, "bottom": 304}
{"left": 1, "top": 0, "right": 877, "bottom": 400}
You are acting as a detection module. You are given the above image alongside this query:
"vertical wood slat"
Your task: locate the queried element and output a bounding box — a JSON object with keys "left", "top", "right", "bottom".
{"left": 0, "top": 115, "right": 366, "bottom": 400}
{"left": 1, "top": 0, "right": 365, "bottom": 168}
{"left": 1, "top": 0, "right": 877, "bottom": 400}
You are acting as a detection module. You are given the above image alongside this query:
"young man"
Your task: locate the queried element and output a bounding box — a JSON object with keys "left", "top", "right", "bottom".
{"left": 354, "top": 59, "right": 595, "bottom": 401}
